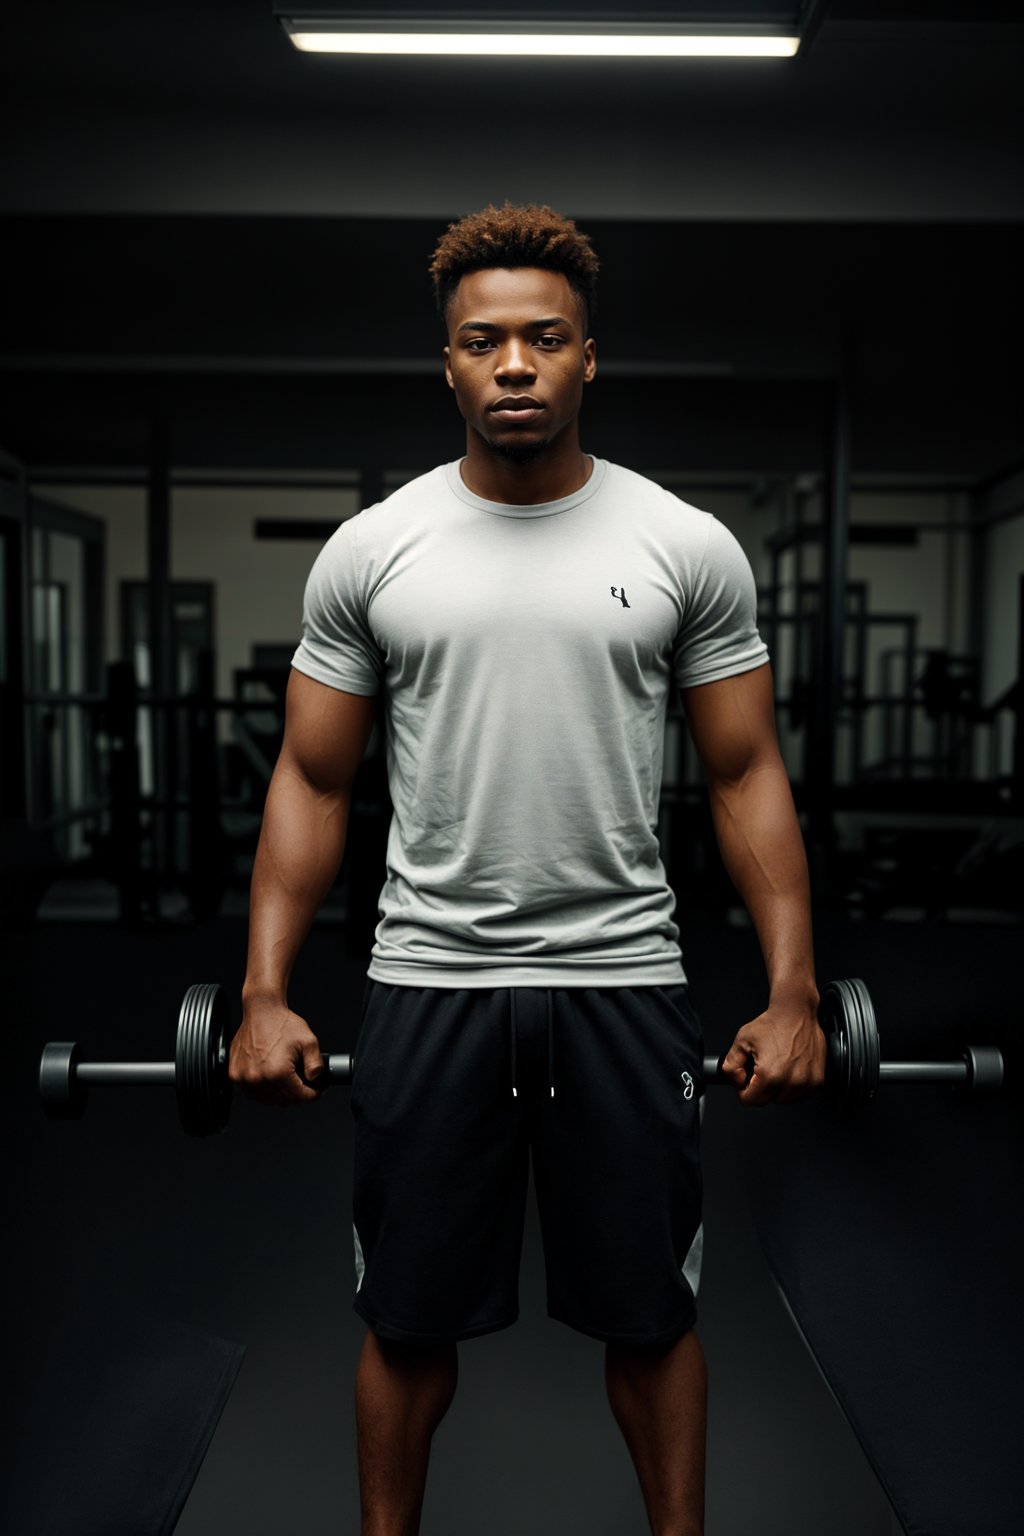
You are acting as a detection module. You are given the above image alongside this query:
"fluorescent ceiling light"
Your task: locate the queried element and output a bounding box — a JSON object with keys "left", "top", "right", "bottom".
{"left": 285, "top": 33, "right": 800, "bottom": 58}
{"left": 275, "top": 12, "right": 802, "bottom": 59}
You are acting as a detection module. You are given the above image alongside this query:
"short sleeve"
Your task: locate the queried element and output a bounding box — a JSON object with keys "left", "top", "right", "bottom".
{"left": 672, "top": 516, "right": 769, "bottom": 690}
{"left": 291, "top": 516, "right": 383, "bottom": 696}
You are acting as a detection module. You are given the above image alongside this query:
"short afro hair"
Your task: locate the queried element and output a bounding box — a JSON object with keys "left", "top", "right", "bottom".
{"left": 429, "top": 201, "right": 599, "bottom": 335}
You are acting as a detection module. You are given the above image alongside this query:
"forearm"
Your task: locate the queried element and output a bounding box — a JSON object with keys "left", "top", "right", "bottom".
{"left": 707, "top": 759, "right": 817, "bottom": 1007}
{"left": 242, "top": 761, "right": 350, "bottom": 1005}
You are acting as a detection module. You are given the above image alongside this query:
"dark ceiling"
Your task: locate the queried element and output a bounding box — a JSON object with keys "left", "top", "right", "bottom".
{"left": 2, "top": 0, "right": 1021, "bottom": 219}
{"left": 1, "top": 1, "right": 1021, "bottom": 481}
{"left": 2, "top": 2, "right": 1022, "bottom": 121}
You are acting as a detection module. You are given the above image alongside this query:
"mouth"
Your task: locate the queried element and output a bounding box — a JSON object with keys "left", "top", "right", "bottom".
{"left": 489, "top": 397, "right": 545, "bottom": 424}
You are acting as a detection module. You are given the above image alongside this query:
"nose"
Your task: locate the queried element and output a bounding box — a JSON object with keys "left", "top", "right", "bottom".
{"left": 494, "top": 339, "right": 536, "bottom": 382}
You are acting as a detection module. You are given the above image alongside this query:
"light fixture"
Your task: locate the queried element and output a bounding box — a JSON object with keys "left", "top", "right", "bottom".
{"left": 274, "top": 10, "right": 804, "bottom": 60}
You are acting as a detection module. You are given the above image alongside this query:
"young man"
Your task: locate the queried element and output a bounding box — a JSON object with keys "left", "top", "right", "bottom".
{"left": 231, "top": 203, "right": 826, "bottom": 1536}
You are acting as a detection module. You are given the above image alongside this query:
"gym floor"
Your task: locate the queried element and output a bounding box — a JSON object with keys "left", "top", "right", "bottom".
{"left": 7, "top": 908, "right": 1020, "bottom": 1536}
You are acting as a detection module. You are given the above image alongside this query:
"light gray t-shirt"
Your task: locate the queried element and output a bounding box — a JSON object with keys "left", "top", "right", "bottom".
{"left": 292, "top": 456, "right": 768, "bottom": 988}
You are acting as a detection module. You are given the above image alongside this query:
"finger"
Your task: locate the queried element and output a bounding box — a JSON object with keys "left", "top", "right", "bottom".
{"left": 723, "top": 1049, "right": 777, "bottom": 1103}
{"left": 773, "top": 1053, "right": 828, "bottom": 1103}
{"left": 720, "top": 1047, "right": 754, "bottom": 1089}
{"left": 273, "top": 1085, "right": 310, "bottom": 1107}
{"left": 281, "top": 1074, "right": 325, "bottom": 1105}
{"left": 246, "top": 1069, "right": 322, "bottom": 1107}
{"left": 737, "top": 1071, "right": 780, "bottom": 1108}
{"left": 300, "top": 1048, "right": 327, "bottom": 1091}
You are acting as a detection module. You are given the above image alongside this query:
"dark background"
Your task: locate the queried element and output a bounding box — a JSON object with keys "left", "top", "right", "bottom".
{"left": 2, "top": 4, "right": 1022, "bottom": 1534}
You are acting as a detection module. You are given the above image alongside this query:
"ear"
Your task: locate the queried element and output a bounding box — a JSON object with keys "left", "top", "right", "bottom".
{"left": 583, "top": 337, "right": 597, "bottom": 384}
{"left": 443, "top": 345, "right": 454, "bottom": 390}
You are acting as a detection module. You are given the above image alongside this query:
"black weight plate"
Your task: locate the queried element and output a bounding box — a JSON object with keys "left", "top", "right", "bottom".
{"left": 39, "top": 1041, "right": 87, "bottom": 1119}
{"left": 820, "top": 982, "right": 848, "bottom": 1102}
{"left": 176, "top": 983, "right": 232, "bottom": 1136}
{"left": 821, "top": 978, "right": 880, "bottom": 1108}
{"left": 849, "top": 977, "right": 880, "bottom": 1103}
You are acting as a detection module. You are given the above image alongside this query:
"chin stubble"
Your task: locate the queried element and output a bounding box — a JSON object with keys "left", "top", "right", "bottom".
{"left": 488, "top": 436, "right": 552, "bottom": 464}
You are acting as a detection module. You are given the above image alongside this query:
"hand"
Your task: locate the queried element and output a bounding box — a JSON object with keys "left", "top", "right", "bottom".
{"left": 720, "top": 999, "right": 827, "bottom": 1108}
{"left": 229, "top": 996, "right": 328, "bottom": 1108}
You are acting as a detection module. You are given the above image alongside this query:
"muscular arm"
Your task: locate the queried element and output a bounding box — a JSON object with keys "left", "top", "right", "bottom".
{"left": 232, "top": 669, "right": 377, "bottom": 1105}
{"left": 681, "top": 663, "right": 825, "bottom": 1105}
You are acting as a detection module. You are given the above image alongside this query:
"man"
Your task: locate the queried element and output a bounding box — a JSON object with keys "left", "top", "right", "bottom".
{"left": 231, "top": 202, "right": 826, "bottom": 1536}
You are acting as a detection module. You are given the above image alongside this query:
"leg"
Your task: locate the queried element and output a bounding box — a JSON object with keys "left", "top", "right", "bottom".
{"left": 605, "top": 1327, "right": 708, "bottom": 1536}
{"left": 354, "top": 1328, "right": 459, "bottom": 1536}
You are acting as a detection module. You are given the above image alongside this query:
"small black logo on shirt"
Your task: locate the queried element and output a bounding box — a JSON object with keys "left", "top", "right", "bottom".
{"left": 611, "top": 586, "right": 631, "bottom": 609}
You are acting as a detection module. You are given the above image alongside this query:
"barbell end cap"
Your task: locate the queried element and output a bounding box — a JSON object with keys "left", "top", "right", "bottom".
{"left": 326, "top": 1052, "right": 353, "bottom": 1085}
{"left": 39, "top": 1041, "right": 88, "bottom": 1119}
{"left": 961, "top": 1044, "right": 1005, "bottom": 1096}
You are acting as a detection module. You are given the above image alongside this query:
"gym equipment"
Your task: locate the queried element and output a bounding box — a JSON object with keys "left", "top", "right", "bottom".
{"left": 39, "top": 977, "right": 1006, "bottom": 1138}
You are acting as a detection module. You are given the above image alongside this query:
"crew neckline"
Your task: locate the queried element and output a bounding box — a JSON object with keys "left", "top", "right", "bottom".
{"left": 445, "top": 455, "right": 606, "bottom": 518}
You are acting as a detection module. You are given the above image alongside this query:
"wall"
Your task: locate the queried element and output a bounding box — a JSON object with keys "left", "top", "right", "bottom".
{"left": 171, "top": 486, "right": 360, "bottom": 700}
{"left": 36, "top": 473, "right": 1017, "bottom": 798}
{"left": 34, "top": 482, "right": 361, "bottom": 705}
{"left": 981, "top": 509, "right": 1024, "bottom": 779}
{"left": 982, "top": 512, "right": 1024, "bottom": 701}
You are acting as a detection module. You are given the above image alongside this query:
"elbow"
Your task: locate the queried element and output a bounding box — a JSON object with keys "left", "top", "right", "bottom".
{"left": 274, "top": 746, "right": 355, "bottom": 805}
{"left": 705, "top": 744, "right": 788, "bottom": 797}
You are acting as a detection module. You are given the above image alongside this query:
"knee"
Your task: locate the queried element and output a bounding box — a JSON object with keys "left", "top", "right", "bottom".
{"left": 605, "top": 1325, "right": 706, "bottom": 1381}
{"left": 370, "top": 1330, "right": 459, "bottom": 1417}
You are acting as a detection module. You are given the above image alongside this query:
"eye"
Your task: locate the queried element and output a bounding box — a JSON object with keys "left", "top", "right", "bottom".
{"left": 464, "top": 338, "right": 493, "bottom": 352}
{"left": 537, "top": 335, "right": 564, "bottom": 348}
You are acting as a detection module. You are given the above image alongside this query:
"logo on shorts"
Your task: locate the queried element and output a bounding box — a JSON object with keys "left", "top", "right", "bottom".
{"left": 681, "top": 1071, "right": 695, "bottom": 1101}
{"left": 610, "top": 585, "right": 631, "bottom": 609}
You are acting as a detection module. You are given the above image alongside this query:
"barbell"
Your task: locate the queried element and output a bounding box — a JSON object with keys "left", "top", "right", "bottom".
{"left": 39, "top": 977, "right": 1005, "bottom": 1138}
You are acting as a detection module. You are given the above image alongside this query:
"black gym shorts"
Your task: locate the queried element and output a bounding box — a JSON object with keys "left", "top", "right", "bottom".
{"left": 349, "top": 980, "right": 706, "bottom": 1347}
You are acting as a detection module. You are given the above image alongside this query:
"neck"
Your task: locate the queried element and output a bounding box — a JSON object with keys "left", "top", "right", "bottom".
{"left": 459, "top": 427, "right": 592, "bottom": 505}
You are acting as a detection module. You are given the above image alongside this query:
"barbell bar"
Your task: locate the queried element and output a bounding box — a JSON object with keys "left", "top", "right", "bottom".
{"left": 39, "top": 976, "right": 1005, "bottom": 1138}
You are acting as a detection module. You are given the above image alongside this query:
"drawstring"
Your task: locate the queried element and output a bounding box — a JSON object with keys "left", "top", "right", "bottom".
{"left": 509, "top": 990, "right": 555, "bottom": 1100}
{"left": 510, "top": 990, "right": 518, "bottom": 1098}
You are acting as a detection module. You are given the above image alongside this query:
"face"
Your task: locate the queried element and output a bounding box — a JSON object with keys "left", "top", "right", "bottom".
{"left": 443, "top": 267, "right": 597, "bottom": 460}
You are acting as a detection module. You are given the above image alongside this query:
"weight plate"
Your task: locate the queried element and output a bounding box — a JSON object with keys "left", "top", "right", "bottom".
{"left": 39, "top": 1041, "right": 88, "bottom": 1119}
{"left": 821, "top": 978, "right": 880, "bottom": 1108}
{"left": 822, "top": 985, "right": 848, "bottom": 1103}
{"left": 847, "top": 977, "right": 880, "bottom": 1104}
{"left": 176, "top": 983, "right": 232, "bottom": 1136}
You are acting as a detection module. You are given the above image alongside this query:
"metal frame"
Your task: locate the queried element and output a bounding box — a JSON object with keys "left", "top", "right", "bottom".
{"left": 272, "top": 7, "right": 805, "bottom": 44}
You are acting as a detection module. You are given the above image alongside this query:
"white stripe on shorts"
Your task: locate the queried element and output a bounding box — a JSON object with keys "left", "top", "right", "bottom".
{"left": 353, "top": 1223, "right": 366, "bottom": 1292}
{"left": 682, "top": 1095, "right": 707, "bottom": 1297}
{"left": 682, "top": 1223, "right": 704, "bottom": 1298}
